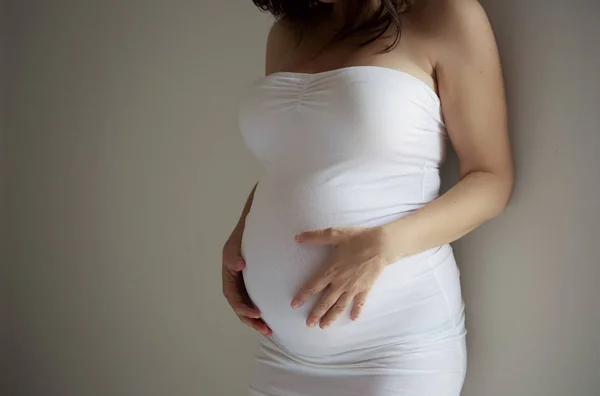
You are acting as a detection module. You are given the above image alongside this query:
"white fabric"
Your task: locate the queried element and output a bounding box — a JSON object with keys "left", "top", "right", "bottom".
{"left": 238, "top": 66, "right": 467, "bottom": 396}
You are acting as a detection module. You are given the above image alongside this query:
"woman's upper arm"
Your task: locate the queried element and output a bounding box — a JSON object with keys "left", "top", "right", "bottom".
{"left": 433, "top": 0, "right": 513, "bottom": 184}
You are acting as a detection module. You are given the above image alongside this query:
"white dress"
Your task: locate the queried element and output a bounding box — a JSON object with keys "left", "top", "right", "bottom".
{"left": 238, "top": 66, "right": 467, "bottom": 396}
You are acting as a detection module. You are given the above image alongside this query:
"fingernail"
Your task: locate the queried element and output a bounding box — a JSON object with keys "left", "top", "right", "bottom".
{"left": 320, "top": 323, "right": 329, "bottom": 329}
{"left": 291, "top": 301, "right": 299, "bottom": 309}
{"left": 307, "top": 317, "right": 317, "bottom": 327}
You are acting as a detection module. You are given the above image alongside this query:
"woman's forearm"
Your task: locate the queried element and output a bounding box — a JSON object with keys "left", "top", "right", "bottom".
{"left": 228, "top": 183, "right": 258, "bottom": 244}
{"left": 382, "top": 171, "right": 513, "bottom": 261}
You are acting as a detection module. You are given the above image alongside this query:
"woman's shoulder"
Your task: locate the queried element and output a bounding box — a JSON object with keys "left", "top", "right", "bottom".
{"left": 265, "top": 19, "right": 298, "bottom": 74}
{"left": 403, "top": 0, "right": 495, "bottom": 66}
{"left": 408, "top": 0, "right": 487, "bottom": 25}
{"left": 407, "top": 0, "right": 492, "bottom": 46}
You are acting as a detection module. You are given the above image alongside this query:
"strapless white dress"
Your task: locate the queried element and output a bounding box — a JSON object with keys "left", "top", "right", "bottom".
{"left": 238, "top": 66, "right": 467, "bottom": 396}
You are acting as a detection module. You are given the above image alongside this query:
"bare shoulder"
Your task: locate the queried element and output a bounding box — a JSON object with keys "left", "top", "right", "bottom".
{"left": 412, "top": 0, "right": 497, "bottom": 65}
{"left": 265, "top": 19, "right": 298, "bottom": 75}
{"left": 411, "top": 1, "right": 510, "bottom": 181}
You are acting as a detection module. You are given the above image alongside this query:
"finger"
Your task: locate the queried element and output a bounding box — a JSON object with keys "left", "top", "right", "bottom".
{"left": 350, "top": 291, "right": 369, "bottom": 321}
{"left": 291, "top": 272, "right": 332, "bottom": 309}
{"left": 233, "top": 257, "right": 246, "bottom": 271}
{"left": 239, "top": 316, "right": 271, "bottom": 336}
{"left": 239, "top": 315, "right": 272, "bottom": 337}
{"left": 306, "top": 287, "right": 342, "bottom": 328}
{"left": 226, "top": 294, "right": 261, "bottom": 318}
{"left": 230, "top": 299, "right": 261, "bottom": 319}
{"left": 224, "top": 256, "right": 246, "bottom": 272}
{"left": 295, "top": 227, "right": 341, "bottom": 245}
{"left": 319, "top": 292, "right": 354, "bottom": 329}
{"left": 223, "top": 269, "right": 261, "bottom": 318}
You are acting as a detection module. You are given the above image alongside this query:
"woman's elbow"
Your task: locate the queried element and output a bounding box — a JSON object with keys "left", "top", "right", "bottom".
{"left": 490, "top": 172, "right": 514, "bottom": 217}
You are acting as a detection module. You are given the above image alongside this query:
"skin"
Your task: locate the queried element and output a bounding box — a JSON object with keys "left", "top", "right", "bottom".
{"left": 222, "top": 183, "right": 272, "bottom": 336}
{"left": 222, "top": 0, "right": 513, "bottom": 333}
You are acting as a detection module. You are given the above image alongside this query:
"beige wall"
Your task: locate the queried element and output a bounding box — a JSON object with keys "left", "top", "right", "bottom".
{"left": 1, "top": 0, "right": 10, "bottom": 393}
{"left": 4, "top": 1, "right": 599, "bottom": 396}
{"left": 444, "top": 2, "right": 600, "bottom": 395}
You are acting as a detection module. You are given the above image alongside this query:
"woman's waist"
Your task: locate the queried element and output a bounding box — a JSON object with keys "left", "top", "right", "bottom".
{"left": 241, "top": 194, "right": 455, "bottom": 285}
{"left": 242, "top": 228, "right": 455, "bottom": 293}
{"left": 252, "top": 175, "right": 439, "bottom": 223}
{"left": 246, "top": 193, "right": 424, "bottom": 237}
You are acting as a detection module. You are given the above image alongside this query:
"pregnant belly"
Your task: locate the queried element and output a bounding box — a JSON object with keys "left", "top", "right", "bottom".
{"left": 240, "top": 181, "right": 465, "bottom": 357}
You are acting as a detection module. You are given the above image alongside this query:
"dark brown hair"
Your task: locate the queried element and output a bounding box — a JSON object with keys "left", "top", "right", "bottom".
{"left": 252, "top": 0, "right": 413, "bottom": 52}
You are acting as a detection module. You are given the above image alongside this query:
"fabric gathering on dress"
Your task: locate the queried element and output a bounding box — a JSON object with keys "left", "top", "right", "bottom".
{"left": 238, "top": 66, "right": 467, "bottom": 396}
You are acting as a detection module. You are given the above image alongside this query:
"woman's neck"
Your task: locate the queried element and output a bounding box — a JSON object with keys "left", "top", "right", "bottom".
{"left": 329, "top": 1, "right": 380, "bottom": 31}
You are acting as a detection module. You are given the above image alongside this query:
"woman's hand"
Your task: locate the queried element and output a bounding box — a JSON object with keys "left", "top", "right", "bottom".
{"left": 291, "top": 226, "right": 398, "bottom": 329}
{"left": 222, "top": 237, "right": 272, "bottom": 337}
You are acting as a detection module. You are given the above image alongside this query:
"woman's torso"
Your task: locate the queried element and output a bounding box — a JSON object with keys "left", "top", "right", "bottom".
{"left": 238, "top": 19, "right": 465, "bottom": 358}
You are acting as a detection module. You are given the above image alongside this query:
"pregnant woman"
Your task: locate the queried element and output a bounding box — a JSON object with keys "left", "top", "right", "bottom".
{"left": 222, "top": 0, "right": 513, "bottom": 395}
